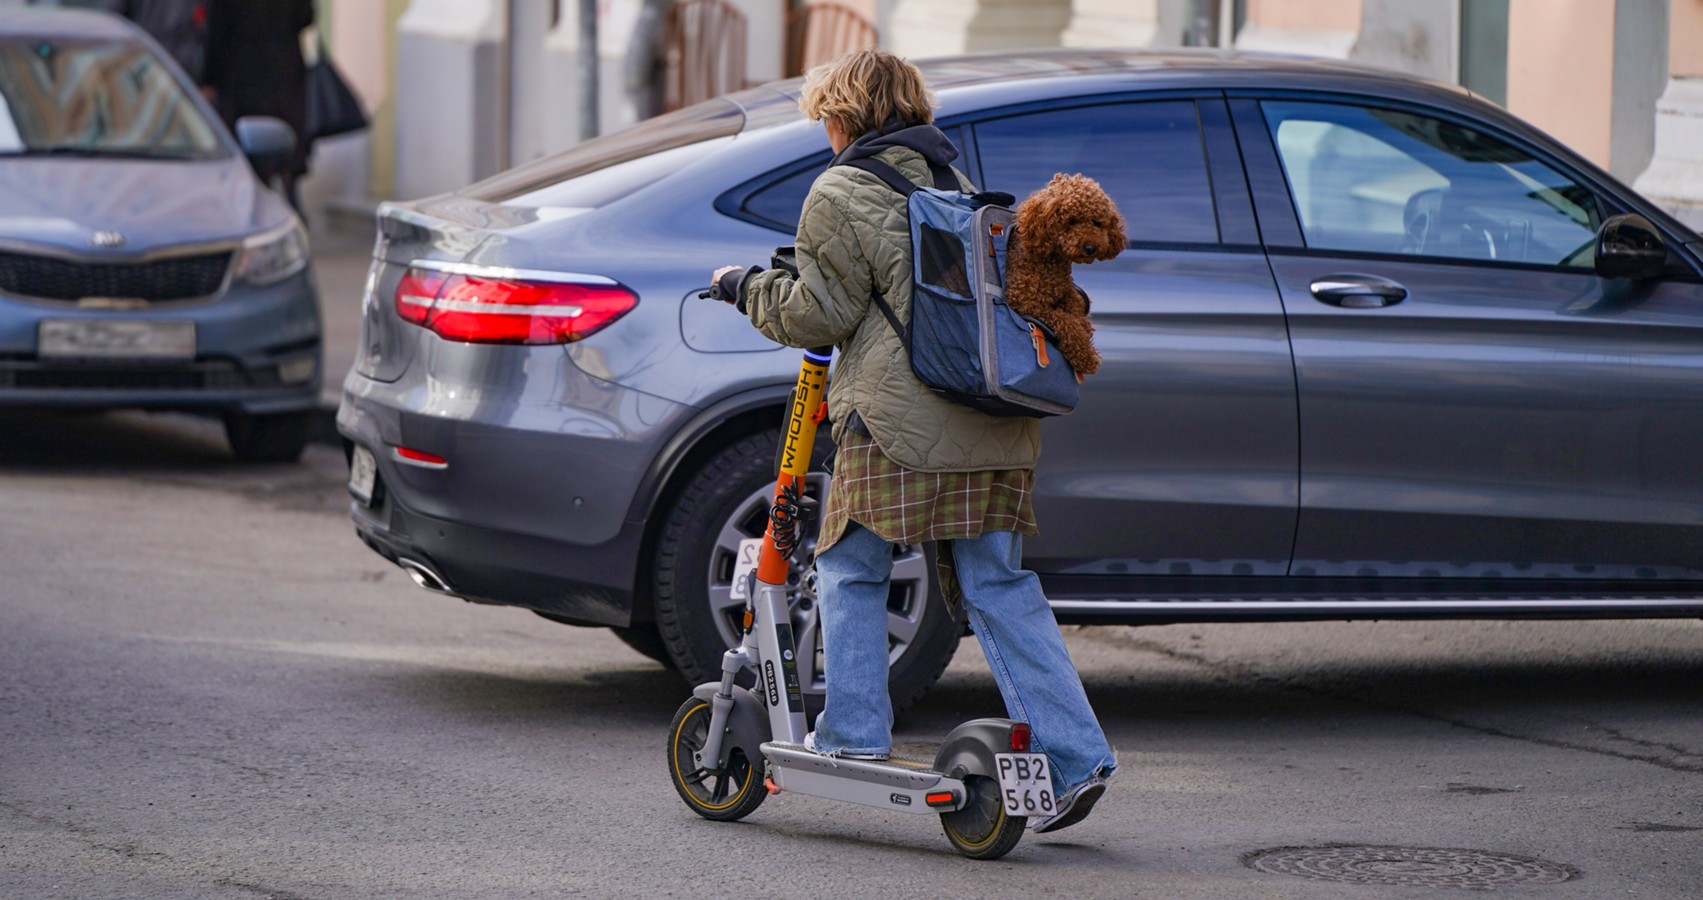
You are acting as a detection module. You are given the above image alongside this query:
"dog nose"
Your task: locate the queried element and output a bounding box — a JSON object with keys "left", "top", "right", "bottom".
{"left": 1083, "top": 243, "right": 1097, "bottom": 255}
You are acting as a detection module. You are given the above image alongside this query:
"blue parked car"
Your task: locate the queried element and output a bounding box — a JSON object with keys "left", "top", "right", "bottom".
{"left": 0, "top": 9, "right": 319, "bottom": 461}
{"left": 339, "top": 49, "right": 1703, "bottom": 710}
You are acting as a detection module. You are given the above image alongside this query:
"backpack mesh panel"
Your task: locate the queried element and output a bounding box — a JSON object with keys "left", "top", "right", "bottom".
{"left": 917, "top": 223, "right": 971, "bottom": 299}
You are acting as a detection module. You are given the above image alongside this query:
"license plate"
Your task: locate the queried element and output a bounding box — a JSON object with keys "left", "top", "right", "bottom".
{"left": 348, "top": 445, "right": 377, "bottom": 506}
{"left": 728, "top": 537, "right": 764, "bottom": 601}
{"left": 39, "top": 320, "right": 195, "bottom": 359}
{"left": 995, "top": 752, "right": 1055, "bottom": 817}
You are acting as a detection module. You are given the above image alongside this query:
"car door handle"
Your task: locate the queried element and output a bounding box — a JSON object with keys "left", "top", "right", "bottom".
{"left": 1309, "top": 275, "right": 1407, "bottom": 309}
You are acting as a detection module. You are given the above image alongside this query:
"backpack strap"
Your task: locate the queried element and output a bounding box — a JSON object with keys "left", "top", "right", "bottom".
{"left": 835, "top": 156, "right": 959, "bottom": 356}
{"left": 867, "top": 287, "right": 911, "bottom": 354}
{"left": 839, "top": 157, "right": 960, "bottom": 195}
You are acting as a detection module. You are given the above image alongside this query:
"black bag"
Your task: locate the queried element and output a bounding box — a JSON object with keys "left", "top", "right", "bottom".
{"left": 304, "top": 38, "right": 367, "bottom": 141}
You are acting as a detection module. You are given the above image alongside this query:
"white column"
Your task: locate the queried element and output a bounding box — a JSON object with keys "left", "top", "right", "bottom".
{"left": 1059, "top": 0, "right": 1162, "bottom": 48}
{"left": 1349, "top": 0, "right": 1456, "bottom": 82}
{"left": 1635, "top": 0, "right": 1703, "bottom": 229}
{"left": 506, "top": 0, "right": 555, "bottom": 168}
{"left": 727, "top": 0, "right": 786, "bottom": 86}
{"left": 1634, "top": 77, "right": 1703, "bottom": 230}
{"left": 393, "top": 0, "right": 505, "bottom": 200}
{"left": 889, "top": 0, "right": 1071, "bottom": 58}
{"left": 1607, "top": 0, "right": 1669, "bottom": 185}
{"left": 1235, "top": 0, "right": 1360, "bottom": 59}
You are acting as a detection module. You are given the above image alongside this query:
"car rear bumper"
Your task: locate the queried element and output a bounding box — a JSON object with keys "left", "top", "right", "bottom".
{"left": 336, "top": 361, "right": 686, "bottom": 627}
{"left": 345, "top": 477, "right": 645, "bottom": 627}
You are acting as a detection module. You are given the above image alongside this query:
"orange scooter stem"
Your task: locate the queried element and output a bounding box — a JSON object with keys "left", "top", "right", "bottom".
{"left": 755, "top": 346, "right": 833, "bottom": 585}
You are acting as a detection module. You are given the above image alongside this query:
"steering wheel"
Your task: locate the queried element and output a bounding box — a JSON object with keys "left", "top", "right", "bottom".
{"left": 1399, "top": 188, "right": 1444, "bottom": 255}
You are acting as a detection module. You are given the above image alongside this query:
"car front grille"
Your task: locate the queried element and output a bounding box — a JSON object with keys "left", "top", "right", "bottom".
{"left": 0, "top": 249, "right": 233, "bottom": 304}
{"left": 0, "top": 360, "right": 247, "bottom": 391}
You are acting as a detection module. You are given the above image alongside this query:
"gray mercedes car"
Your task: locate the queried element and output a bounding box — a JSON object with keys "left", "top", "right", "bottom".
{"left": 0, "top": 9, "right": 319, "bottom": 461}
{"left": 339, "top": 50, "right": 1703, "bottom": 709}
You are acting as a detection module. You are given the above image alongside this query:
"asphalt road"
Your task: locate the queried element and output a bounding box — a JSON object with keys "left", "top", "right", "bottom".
{"left": 2, "top": 410, "right": 1700, "bottom": 899}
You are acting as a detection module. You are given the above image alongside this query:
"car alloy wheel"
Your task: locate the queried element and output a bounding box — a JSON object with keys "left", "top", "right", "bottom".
{"left": 704, "top": 475, "right": 933, "bottom": 696}
{"left": 651, "top": 429, "right": 960, "bottom": 713}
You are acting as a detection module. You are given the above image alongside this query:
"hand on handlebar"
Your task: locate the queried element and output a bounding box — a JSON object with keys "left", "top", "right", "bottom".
{"left": 702, "top": 264, "right": 744, "bottom": 302}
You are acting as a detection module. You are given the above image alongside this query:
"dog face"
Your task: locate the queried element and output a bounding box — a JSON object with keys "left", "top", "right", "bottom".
{"left": 1015, "top": 173, "right": 1127, "bottom": 265}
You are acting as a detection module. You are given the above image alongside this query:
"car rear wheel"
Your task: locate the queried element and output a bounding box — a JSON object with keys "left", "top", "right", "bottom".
{"left": 652, "top": 429, "right": 960, "bottom": 713}
{"left": 223, "top": 410, "right": 311, "bottom": 463}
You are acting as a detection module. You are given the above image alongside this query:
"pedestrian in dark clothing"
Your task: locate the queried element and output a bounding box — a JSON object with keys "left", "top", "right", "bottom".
{"left": 106, "top": 0, "right": 209, "bottom": 82}
{"left": 202, "top": 0, "right": 315, "bottom": 210}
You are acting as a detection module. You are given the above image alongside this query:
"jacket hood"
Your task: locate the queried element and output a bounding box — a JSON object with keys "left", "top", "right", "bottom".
{"left": 831, "top": 121, "right": 960, "bottom": 169}
{"left": 0, "top": 155, "right": 290, "bottom": 254}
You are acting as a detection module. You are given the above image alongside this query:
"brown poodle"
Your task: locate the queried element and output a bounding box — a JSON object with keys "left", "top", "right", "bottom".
{"left": 1005, "top": 173, "right": 1126, "bottom": 376}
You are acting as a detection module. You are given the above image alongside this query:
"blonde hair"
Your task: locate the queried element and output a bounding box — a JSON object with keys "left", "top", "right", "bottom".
{"left": 798, "top": 50, "right": 935, "bottom": 139}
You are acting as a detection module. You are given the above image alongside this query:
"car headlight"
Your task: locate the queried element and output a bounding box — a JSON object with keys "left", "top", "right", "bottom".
{"left": 235, "top": 220, "right": 309, "bottom": 287}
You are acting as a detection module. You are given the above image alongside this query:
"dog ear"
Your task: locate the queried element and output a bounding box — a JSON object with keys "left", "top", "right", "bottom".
{"left": 1015, "top": 187, "right": 1056, "bottom": 242}
{"left": 1107, "top": 217, "right": 1128, "bottom": 256}
{"left": 1098, "top": 187, "right": 1128, "bottom": 256}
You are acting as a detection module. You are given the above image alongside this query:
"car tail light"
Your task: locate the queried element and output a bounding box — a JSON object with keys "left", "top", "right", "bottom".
{"left": 393, "top": 265, "right": 637, "bottom": 345}
{"left": 395, "top": 267, "right": 446, "bottom": 325}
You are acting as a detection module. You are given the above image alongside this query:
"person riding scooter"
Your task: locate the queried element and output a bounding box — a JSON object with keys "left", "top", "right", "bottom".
{"left": 710, "top": 49, "right": 1116, "bottom": 834}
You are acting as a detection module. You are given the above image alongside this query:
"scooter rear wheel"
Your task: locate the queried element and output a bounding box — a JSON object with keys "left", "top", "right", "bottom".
{"left": 940, "top": 775, "right": 1025, "bottom": 860}
{"left": 667, "top": 697, "right": 767, "bottom": 822}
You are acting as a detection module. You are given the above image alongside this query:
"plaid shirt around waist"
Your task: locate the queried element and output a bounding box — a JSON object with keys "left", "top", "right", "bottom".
{"left": 816, "top": 428, "right": 1038, "bottom": 559}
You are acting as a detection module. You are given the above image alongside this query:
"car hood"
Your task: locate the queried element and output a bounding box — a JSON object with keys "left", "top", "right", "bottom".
{"left": 0, "top": 156, "right": 288, "bottom": 255}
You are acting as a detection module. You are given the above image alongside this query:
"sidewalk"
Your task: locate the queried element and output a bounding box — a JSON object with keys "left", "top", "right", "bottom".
{"left": 309, "top": 224, "right": 376, "bottom": 442}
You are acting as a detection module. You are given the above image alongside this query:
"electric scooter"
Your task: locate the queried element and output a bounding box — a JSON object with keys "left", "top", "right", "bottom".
{"left": 666, "top": 280, "right": 1056, "bottom": 860}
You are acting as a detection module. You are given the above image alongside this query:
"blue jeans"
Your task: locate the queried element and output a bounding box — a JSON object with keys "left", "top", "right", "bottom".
{"left": 811, "top": 523, "right": 1117, "bottom": 791}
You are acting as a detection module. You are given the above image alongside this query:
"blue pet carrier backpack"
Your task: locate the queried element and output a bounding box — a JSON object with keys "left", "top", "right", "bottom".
{"left": 841, "top": 157, "right": 1081, "bottom": 418}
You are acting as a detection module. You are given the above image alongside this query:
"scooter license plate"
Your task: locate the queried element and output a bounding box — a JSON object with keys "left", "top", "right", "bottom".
{"left": 994, "top": 752, "right": 1054, "bottom": 817}
{"left": 728, "top": 537, "right": 763, "bottom": 600}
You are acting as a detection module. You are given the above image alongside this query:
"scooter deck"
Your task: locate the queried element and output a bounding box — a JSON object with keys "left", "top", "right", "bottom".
{"left": 762, "top": 741, "right": 967, "bottom": 815}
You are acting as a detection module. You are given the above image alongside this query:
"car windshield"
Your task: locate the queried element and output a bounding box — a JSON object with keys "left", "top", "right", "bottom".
{"left": 0, "top": 36, "right": 221, "bottom": 159}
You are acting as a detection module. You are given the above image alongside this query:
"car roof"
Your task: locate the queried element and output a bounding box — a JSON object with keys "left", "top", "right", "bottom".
{"left": 924, "top": 47, "right": 1467, "bottom": 94}
{"left": 0, "top": 7, "right": 139, "bottom": 39}
{"left": 734, "top": 47, "right": 1471, "bottom": 128}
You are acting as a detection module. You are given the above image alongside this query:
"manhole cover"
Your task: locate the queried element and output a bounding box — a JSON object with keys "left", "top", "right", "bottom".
{"left": 1246, "top": 845, "right": 1576, "bottom": 889}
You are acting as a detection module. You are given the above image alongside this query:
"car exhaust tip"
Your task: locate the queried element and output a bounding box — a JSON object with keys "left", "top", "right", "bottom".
{"left": 397, "top": 557, "right": 452, "bottom": 594}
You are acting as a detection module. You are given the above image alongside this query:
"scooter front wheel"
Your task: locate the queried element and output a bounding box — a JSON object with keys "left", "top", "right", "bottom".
{"left": 940, "top": 775, "right": 1025, "bottom": 860}
{"left": 667, "top": 697, "right": 767, "bottom": 822}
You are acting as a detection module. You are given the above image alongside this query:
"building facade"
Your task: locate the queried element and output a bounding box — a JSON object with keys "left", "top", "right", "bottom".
{"left": 12, "top": 0, "right": 1702, "bottom": 227}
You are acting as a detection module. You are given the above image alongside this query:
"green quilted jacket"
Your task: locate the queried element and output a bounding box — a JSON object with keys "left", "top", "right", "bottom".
{"left": 741, "top": 142, "right": 1041, "bottom": 473}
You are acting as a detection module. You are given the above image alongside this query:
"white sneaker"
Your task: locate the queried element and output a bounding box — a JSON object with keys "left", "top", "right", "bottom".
{"left": 803, "top": 731, "right": 890, "bottom": 761}
{"left": 1030, "top": 774, "right": 1109, "bottom": 833}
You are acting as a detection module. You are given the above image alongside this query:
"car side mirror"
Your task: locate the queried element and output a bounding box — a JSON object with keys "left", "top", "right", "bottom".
{"left": 234, "top": 116, "right": 297, "bottom": 167}
{"left": 1594, "top": 213, "right": 1667, "bottom": 280}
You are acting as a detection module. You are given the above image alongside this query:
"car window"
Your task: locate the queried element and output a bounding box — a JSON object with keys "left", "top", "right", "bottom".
{"left": 974, "top": 101, "right": 1219, "bottom": 245}
{"left": 0, "top": 37, "right": 221, "bottom": 157}
{"left": 740, "top": 156, "right": 828, "bottom": 230}
{"left": 737, "top": 126, "right": 966, "bottom": 232}
{"left": 1262, "top": 100, "right": 1600, "bottom": 268}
